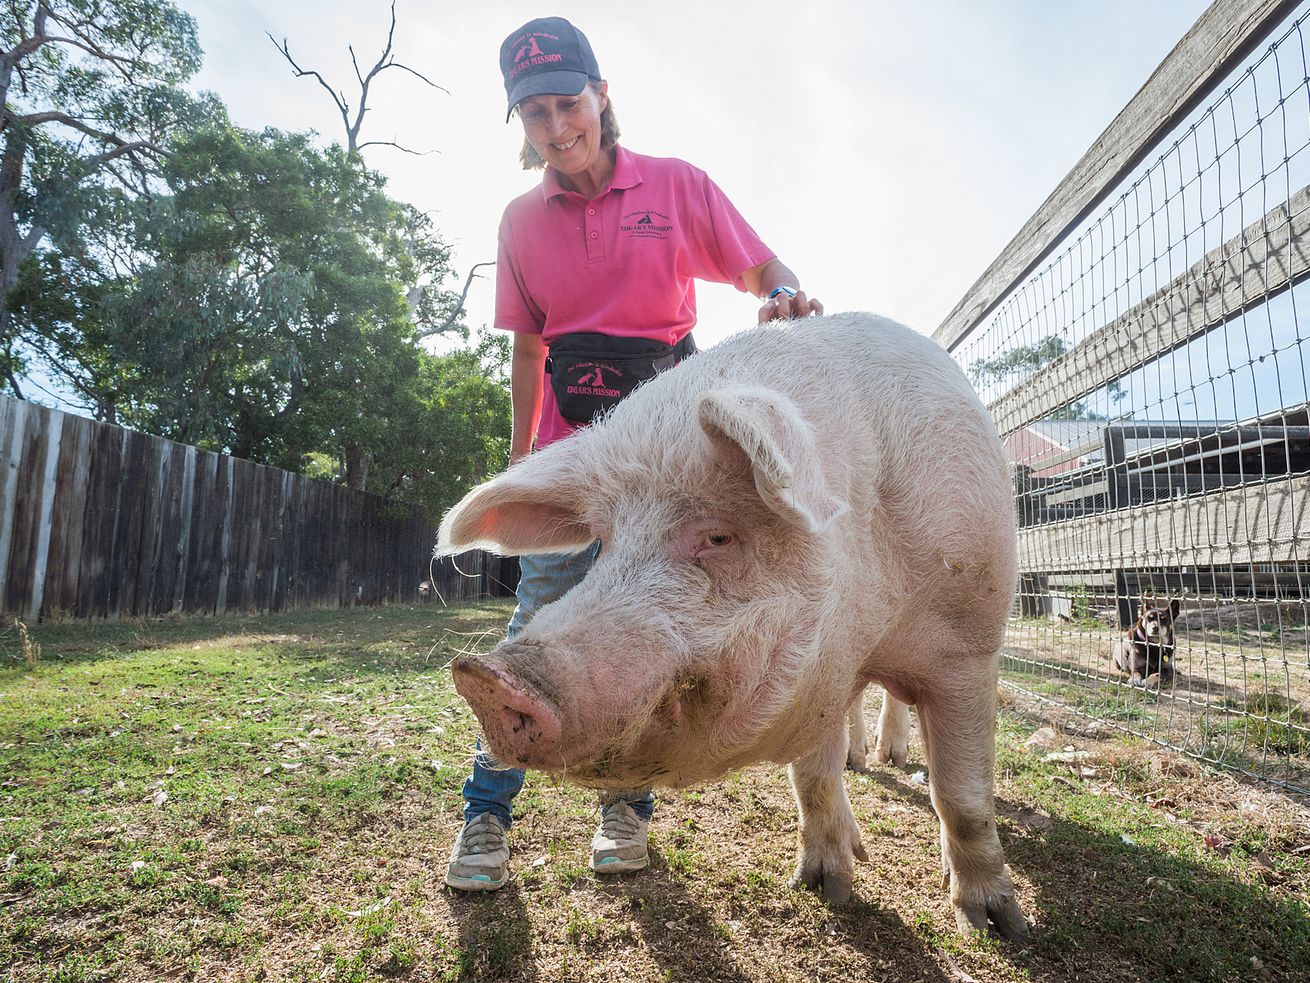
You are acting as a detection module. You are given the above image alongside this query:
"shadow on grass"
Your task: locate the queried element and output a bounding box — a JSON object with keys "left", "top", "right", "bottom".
{"left": 595, "top": 843, "right": 957, "bottom": 983}
{"left": 851, "top": 759, "right": 1309, "bottom": 981}
{"left": 445, "top": 882, "right": 540, "bottom": 982}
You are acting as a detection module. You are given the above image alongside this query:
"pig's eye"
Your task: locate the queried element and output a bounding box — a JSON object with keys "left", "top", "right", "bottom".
{"left": 705, "top": 532, "right": 735, "bottom": 548}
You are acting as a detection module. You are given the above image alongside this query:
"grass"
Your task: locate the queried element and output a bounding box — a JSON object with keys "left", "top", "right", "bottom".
{"left": 0, "top": 602, "right": 1307, "bottom": 981}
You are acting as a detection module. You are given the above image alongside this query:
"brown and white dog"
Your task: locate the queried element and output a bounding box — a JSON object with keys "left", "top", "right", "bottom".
{"left": 1111, "top": 596, "right": 1179, "bottom": 687}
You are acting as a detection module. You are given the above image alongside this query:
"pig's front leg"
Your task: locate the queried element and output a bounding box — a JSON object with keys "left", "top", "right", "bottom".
{"left": 873, "top": 689, "right": 910, "bottom": 767}
{"left": 845, "top": 689, "right": 868, "bottom": 771}
{"left": 918, "top": 671, "right": 1029, "bottom": 941}
{"left": 789, "top": 727, "right": 868, "bottom": 903}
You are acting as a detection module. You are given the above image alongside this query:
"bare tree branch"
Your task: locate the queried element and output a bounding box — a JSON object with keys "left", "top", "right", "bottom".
{"left": 417, "top": 261, "right": 494, "bottom": 339}
{"left": 356, "top": 139, "right": 437, "bottom": 156}
{"left": 266, "top": 32, "right": 352, "bottom": 139}
{"left": 270, "top": 0, "right": 445, "bottom": 154}
{"left": 382, "top": 60, "right": 447, "bottom": 93}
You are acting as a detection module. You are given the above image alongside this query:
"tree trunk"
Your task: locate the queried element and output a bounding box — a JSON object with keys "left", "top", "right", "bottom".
{"left": 0, "top": 131, "right": 30, "bottom": 398}
{"left": 344, "top": 443, "right": 370, "bottom": 491}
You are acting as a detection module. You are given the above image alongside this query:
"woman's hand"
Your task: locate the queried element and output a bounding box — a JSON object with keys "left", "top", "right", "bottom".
{"left": 758, "top": 289, "right": 823, "bottom": 324}
{"left": 741, "top": 258, "right": 824, "bottom": 323}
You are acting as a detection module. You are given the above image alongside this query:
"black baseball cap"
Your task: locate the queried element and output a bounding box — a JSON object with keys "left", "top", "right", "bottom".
{"left": 500, "top": 17, "right": 601, "bottom": 122}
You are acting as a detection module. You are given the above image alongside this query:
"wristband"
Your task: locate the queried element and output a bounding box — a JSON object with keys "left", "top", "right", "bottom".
{"left": 768, "top": 285, "right": 798, "bottom": 300}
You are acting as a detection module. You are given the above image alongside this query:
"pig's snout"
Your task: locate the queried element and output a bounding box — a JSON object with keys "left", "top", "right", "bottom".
{"left": 452, "top": 656, "right": 562, "bottom": 768}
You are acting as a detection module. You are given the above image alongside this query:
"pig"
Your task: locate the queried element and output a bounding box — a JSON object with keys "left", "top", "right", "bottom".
{"left": 437, "top": 313, "right": 1028, "bottom": 940}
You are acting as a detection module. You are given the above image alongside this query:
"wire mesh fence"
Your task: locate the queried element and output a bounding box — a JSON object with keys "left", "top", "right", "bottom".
{"left": 950, "top": 2, "right": 1310, "bottom": 794}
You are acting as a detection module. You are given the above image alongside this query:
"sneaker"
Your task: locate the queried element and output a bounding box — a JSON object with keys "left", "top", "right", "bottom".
{"left": 445, "top": 813, "right": 509, "bottom": 891}
{"left": 589, "top": 800, "right": 650, "bottom": 874}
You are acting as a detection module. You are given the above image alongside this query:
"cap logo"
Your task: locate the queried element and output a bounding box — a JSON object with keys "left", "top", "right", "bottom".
{"left": 507, "top": 31, "right": 564, "bottom": 81}
{"left": 514, "top": 37, "right": 543, "bottom": 62}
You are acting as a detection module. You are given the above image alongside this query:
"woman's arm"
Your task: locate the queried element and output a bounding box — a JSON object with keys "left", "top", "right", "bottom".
{"left": 509, "top": 330, "right": 547, "bottom": 465}
{"left": 740, "top": 257, "right": 824, "bottom": 324}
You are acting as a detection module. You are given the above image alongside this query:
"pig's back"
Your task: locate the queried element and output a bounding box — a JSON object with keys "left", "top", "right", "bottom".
{"left": 683, "top": 313, "right": 1016, "bottom": 626}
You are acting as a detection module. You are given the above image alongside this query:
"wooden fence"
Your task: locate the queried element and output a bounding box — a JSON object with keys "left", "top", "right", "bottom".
{"left": 0, "top": 394, "right": 515, "bottom": 622}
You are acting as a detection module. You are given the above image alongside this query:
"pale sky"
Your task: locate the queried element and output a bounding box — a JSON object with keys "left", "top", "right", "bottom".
{"left": 175, "top": 0, "right": 1210, "bottom": 351}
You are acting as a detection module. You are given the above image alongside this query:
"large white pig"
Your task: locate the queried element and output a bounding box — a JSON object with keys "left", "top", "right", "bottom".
{"left": 437, "top": 313, "right": 1028, "bottom": 939}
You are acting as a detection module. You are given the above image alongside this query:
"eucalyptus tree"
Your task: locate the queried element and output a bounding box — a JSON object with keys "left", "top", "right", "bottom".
{"left": 0, "top": 0, "right": 207, "bottom": 405}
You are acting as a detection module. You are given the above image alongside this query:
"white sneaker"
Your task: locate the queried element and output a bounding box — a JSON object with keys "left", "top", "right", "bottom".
{"left": 589, "top": 800, "right": 650, "bottom": 873}
{"left": 445, "top": 813, "right": 509, "bottom": 891}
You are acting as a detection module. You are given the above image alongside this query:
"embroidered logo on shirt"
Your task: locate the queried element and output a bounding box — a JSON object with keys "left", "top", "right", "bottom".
{"left": 620, "top": 209, "right": 674, "bottom": 240}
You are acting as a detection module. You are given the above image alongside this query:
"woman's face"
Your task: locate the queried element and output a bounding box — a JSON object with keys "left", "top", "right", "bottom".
{"left": 518, "top": 83, "right": 608, "bottom": 180}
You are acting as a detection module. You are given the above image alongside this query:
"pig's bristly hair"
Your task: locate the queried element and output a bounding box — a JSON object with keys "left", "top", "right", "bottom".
{"left": 696, "top": 386, "right": 852, "bottom": 535}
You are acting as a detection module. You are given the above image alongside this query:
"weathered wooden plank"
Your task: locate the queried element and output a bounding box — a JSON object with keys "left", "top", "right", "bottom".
{"left": 0, "top": 397, "right": 28, "bottom": 609}
{"left": 107, "top": 430, "right": 152, "bottom": 618}
{"left": 240, "top": 460, "right": 268, "bottom": 612}
{"left": 4, "top": 402, "right": 48, "bottom": 617}
{"left": 77, "top": 421, "right": 126, "bottom": 619}
{"left": 216, "top": 455, "right": 236, "bottom": 614}
{"left": 27, "top": 413, "right": 64, "bottom": 620}
{"left": 224, "top": 457, "right": 254, "bottom": 612}
{"left": 287, "top": 474, "right": 308, "bottom": 609}
{"left": 148, "top": 441, "right": 189, "bottom": 614}
{"left": 297, "top": 477, "right": 318, "bottom": 609}
{"left": 935, "top": 0, "right": 1303, "bottom": 353}
{"left": 40, "top": 413, "right": 92, "bottom": 619}
{"left": 1017, "top": 473, "right": 1310, "bottom": 572}
{"left": 991, "top": 186, "right": 1310, "bottom": 435}
{"left": 135, "top": 435, "right": 169, "bottom": 616}
{"left": 171, "top": 445, "right": 197, "bottom": 613}
{"left": 182, "top": 450, "right": 211, "bottom": 614}
{"left": 336, "top": 484, "right": 352, "bottom": 608}
{"left": 252, "top": 464, "right": 277, "bottom": 612}
{"left": 140, "top": 440, "right": 172, "bottom": 615}
{"left": 193, "top": 451, "right": 227, "bottom": 615}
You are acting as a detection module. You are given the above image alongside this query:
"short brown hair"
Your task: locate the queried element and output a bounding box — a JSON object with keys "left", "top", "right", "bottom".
{"left": 518, "top": 81, "right": 620, "bottom": 170}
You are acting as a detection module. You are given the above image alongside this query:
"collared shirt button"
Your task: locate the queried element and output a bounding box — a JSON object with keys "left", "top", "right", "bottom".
{"left": 590, "top": 231, "right": 598, "bottom": 239}
{"left": 588, "top": 208, "right": 596, "bottom": 215}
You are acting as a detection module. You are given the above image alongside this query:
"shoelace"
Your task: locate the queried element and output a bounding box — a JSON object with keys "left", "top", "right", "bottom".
{"left": 599, "top": 805, "right": 641, "bottom": 840}
{"left": 460, "top": 817, "right": 505, "bottom": 855}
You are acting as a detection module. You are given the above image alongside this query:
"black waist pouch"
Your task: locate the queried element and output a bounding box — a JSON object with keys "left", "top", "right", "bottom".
{"left": 545, "top": 332, "right": 696, "bottom": 424}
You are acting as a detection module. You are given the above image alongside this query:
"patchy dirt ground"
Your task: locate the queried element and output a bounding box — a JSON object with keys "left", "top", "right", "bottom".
{"left": 1, "top": 602, "right": 1308, "bottom": 982}
{"left": 1000, "top": 613, "right": 1310, "bottom": 793}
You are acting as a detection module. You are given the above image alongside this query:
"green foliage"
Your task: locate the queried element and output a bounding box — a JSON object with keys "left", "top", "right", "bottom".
{"left": 1, "top": 1, "right": 212, "bottom": 399}
{"left": 968, "top": 334, "right": 1068, "bottom": 387}
{"left": 969, "top": 333, "right": 1128, "bottom": 419}
{"left": 367, "top": 332, "right": 512, "bottom": 520}
{"left": 3, "top": 3, "right": 503, "bottom": 520}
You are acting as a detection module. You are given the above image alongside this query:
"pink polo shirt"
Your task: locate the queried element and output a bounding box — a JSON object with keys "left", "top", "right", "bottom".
{"left": 495, "top": 146, "right": 774, "bottom": 448}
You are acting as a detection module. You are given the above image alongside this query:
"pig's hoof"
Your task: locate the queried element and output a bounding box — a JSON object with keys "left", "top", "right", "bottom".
{"left": 791, "top": 840, "right": 867, "bottom": 905}
{"left": 873, "top": 730, "right": 908, "bottom": 768}
{"left": 846, "top": 743, "right": 868, "bottom": 772}
{"left": 953, "top": 893, "right": 1030, "bottom": 942}
{"left": 791, "top": 859, "right": 854, "bottom": 904}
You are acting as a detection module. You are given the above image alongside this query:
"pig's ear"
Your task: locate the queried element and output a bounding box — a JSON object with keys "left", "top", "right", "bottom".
{"left": 437, "top": 456, "right": 594, "bottom": 556}
{"left": 697, "top": 386, "right": 850, "bottom": 534}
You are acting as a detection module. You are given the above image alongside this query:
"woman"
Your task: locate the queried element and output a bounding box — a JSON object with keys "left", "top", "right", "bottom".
{"left": 446, "top": 15, "right": 823, "bottom": 893}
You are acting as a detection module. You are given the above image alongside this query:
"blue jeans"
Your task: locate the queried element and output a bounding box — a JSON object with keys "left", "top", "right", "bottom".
{"left": 461, "top": 543, "right": 655, "bottom": 829}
